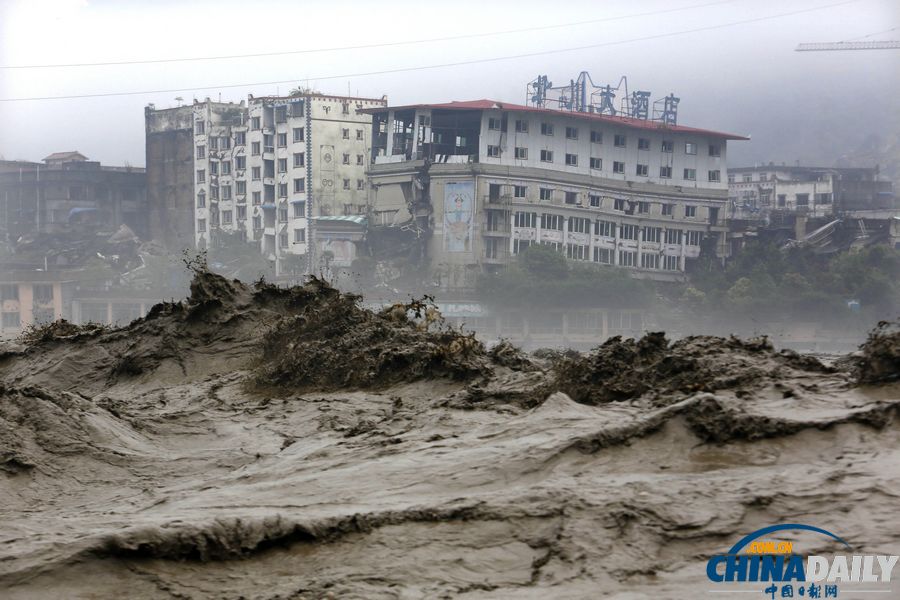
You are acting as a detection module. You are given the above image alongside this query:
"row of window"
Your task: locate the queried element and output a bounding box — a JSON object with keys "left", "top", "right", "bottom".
{"left": 488, "top": 118, "right": 722, "bottom": 156}
{"left": 510, "top": 240, "right": 685, "bottom": 270}
{"left": 197, "top": 215, "right": 308, "bottom": 242}
{"left": 504, "top": 187, "right": 705, "bottom": 218}
{"left": 511, "top": 214, "right": 703, "bottom": 245}
{"left": 490, "top": 148, "right": 721, "bottom": 181}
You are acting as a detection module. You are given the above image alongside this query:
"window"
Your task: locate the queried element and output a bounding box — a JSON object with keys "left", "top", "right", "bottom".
{"left": 209, "top": 185, "right": 219, "bottom": 200}
{"left": 293, "top": 152, "right": 305, "bottom": 167}
{"left": 565, "top": 126, "right": 578, "bottom": 140}
{"left": 593, "top": 247, "right": 613, "bottom": 264}
{"left": 613, "top": 161, "right": 625, "bottom": 174}
{"left": 620, "top": 224, "right": 638, "bottom": 240}
{"left": 279, "top": 208, "right": 288, "bottom": 222}
{"left": 488, "top": 117, "right": 502, "bottom": 130}
{"left": 209, "top": 161, "right": 219, "bottom": 175}
{"left": 619, "top": 250, "right": 637, "bottom": 266}
{"left": 237, "top": 206, "right": 246, "bottom": 220}
{"left": 663, "top": 255, "right": 679, "bottom": 271}
{"left": 514, "top": 211, "right": 537, "bottom": 228}
{"left": 251, "top": 167, "right": 261, "bottom": 180}
{"left": 222, "top": 210, "right": 233, "bottom": 225}
{"left": 760, "top": 173, "right": 768, "bottom": 182}
{"left": 235, "top": 131, "right": 246, "bottom": 146}
{"left": 640, "top": 253, "right": 660, "bottom": 269}
{"left": 565, "top": 191, "right": 578, "bottom": 205}
{"left": 236, "top": 156, "right": 246, "bottom": 169}
{"left": 541, "top": 122, "right": 553, "bottom": 136}
{"left": 709, "top": 144, "right": 721, "bottom": 157}
{"left": 614, "top": 134, "right": 626, "bottom": 147}
{"left": 728, "top": 174, "right": 736, "bottom": 183}
{"left": 565, "top": 153, "right": 578, "bottom": 166}
{"left": 816, "top": 192, "right": 832, "bottom": 204}
{"left": 278, "top": 158, "right": 287, "bottom": 173}
{"left": 708, "top": 170, "right": 721, "bottom": 182}
{"left": 487, "top": 145, "right": 500, "bottom": 158}
{"left": 236, "top": 181, "right": 247, "bottom": 196}
{"left": 196, "top": 169, "right": 206, "bottom": 183}
{"left": 343, "top": 178, "right": 351, "bottom": 190}
{"left": 263, "top": 134, "right": 274, "bottom": 151}
{"left": 595, "top": 220, "right": 615, "bottom": 237}
{"left": 252, "top": 216, "right": 261, "bottom": 229}
{"left": 685, "top": 142, "right": 697, "bottom": 155}
{"left": 251, "top": 142, "right": 261, "bottom": 156}
{"left": 540, "top": 149, "right": 553, "bottom": 162}
{"left": 685, "top": 205, "right": 697, "bottom": 218}
{"left": 684, "top": 168, "right": 696, "bottom": 181}
{"left": 196, "top": 190, "right": 206, "bottom": 208}
{"left": 196, "top": 145, "right": 206, "bottom": 159}
{"left": 342, "top": 153, "right": 350, "bottom": 165}
{"left": 342, "top": 102, "right": 350, "bottom": 115}
{"left": 222, "top": 161, "right": 232, "bottom": 175}
{"left": 541, "top": 213, "right": 563, "bottom": 230}
{"left": 796, "top": 193, "right": 809, "bottom": 206}
{"left": 590, "top": 157, "right": 602, "bottom": 170}
{"left": 222, "top": 185, "right": 232, "bottom": 200}
{"left": 293, "top": 201, "right": 306, "bottom": 217}
{"left": 590, "top": 130, "right": 603, "bottom": 143}
{"left": 356, "top": 129, "right": 364, "bottom": 140}
{"left": 513, "top": 185, "right": 526, "bottom": 198}
{"left": 589, "top": 194, "right": 601, "bottom": 207}
{"left": 567, "top": 244, "right": 588, "bottom": 260}
{"left": 638, "top": 201, "right": 650, "bottom": 214}
{"left": 485, "top": 237, "right": 500, "bottom": 259}
{"left": 539, "top": 188, "right": 553, "bottom": 201}
{"left": 659, "top": 166, "right": 673, "bottom": 179}
{"left": 687, "top": 231, "right": 702, "bottom": 246}
{"left": 197, "top": 218, "right": 206, "bottom": 232}
{"left": 661, "top": 140, "right": 674, "bottom": 153}
{"left": 279, "top": 232, "right": 288, "bottom": 248}
{"left": 665, "top": 229, "right": 682, "bottom": 244}
{"left": 515, "top": 147, "right": 528, "bottom": 160}
{"left": 513, "top": 239, "right": 532, "bottom": 254}
{"left": 278, "top": 183, "right": 288, "bottom": 198}
{"left": 614, "top": 198, "right": 626, "bottom": 211}
{"left": 742, "top": 174, "right": 753, "bottom": 183}
{"left": 357, "top": 154, "right": 365, "bottom": 165}
{"left": 638, "top": 138, "right": 650, "bottom": 150}
{"left": 293, "top": 178, "right": 305, "bottom": 193}
{"left": 294, "top": 228, "right": 306, "bottom": 243}
{"left": 251, "top": 117, "right": 261, "bottom": 130}
{"left": 195, "top": 120, "right": 205, "bottom": 135}
{"left": 662, "top": 203, "right": 674, "bottom": 216}
{"left": 515, "top": 119, "right": 528, "bottom": 133}
{"left": 777, "top": 194, "right": 787, "bottom": 207}
{"left": 293, "top": 127, "right": 305, "bottom": 142}
{"left": 357, "top": 179, "right": 365, "bottom": 190}
{"left": 643, "top": 226, "right": 661, "bottom": 243}
{"left": 636, "top": 164, "right": 649, "bottom": 177}
{"left": 252, "top": 191, "right": 261, "bottom": 205}
{"left": 569, "top": 217, "right": 590, "bottom": 233}
{"left": 209, "top": 137, "right": 218, "bottom": 151}
{"left": 342, "top": 128, "right": 350, "bottom": 140}
{"left": 275, "top": 133, "right": 286, "bottom": 148}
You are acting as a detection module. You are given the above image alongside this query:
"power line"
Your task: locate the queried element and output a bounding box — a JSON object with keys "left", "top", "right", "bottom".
{"left": 842, "top": 26, "right": 898, "bottom": 42}
{"left": 1, "top": 0, "right": 739, "bottom": 69}
{"left": 1, "top": 0, "right": 859, "bottom": 103}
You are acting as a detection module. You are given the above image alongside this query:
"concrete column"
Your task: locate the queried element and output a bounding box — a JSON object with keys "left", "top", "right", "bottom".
{"left": 613, "top": 223, "right": 620, "bottom": 265}
{"left": 384, "top": 110, "right": 395, "bottom": 156}
{"left": 19, "top": 284, "right": 33, "bottom": 328}
{"left": 589, "top": 219, "right": 596, "bottom": 261}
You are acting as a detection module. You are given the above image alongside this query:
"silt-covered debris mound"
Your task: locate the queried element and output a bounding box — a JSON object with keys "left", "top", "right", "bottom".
{"left": 545, "top": 331, "right": 835, "bottom": 406}
{"left": 856, "top": 320, "right": 900, "bottom": 383}
{"left": 251, "top": 289, "right": 493, "bottom": 392}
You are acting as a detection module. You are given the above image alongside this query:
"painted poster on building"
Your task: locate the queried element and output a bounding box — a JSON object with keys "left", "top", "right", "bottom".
{"left": 443, "top": 181, "right": 475, "bottom": 253}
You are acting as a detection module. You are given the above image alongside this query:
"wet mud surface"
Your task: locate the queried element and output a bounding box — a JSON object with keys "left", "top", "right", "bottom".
{"left": 1, "top": 272, "right": 898, "bottom": 599}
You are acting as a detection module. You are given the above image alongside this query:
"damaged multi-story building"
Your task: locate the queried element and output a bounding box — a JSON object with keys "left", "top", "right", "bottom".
{"left": 363, "top": 73, "right": 747, "bottom": 289}
{"left": 145, "top": 92, "right": 386, "bottom": 271}
{"left": 727, "top": 164, "right": 897, "bottom": 251}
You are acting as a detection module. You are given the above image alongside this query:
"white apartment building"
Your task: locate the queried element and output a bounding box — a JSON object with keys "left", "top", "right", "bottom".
{"left": 365, "top": 99, "right": 747, "bottom": 288}
{"left": 148, "top": 92, "right": 386, "bottom": 270}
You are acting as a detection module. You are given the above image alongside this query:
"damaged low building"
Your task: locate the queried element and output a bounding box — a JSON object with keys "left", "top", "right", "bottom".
{"left": 363, "top": 92, "right": 747, "bottom": 289}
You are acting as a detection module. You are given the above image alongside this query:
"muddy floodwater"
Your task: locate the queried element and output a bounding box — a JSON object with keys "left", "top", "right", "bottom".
{"left": 1, "top": 271, "right": 898, "bottom": 599}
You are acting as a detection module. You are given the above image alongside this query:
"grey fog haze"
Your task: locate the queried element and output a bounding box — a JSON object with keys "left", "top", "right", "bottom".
{"left": 1, "top": 0, "right": 898, "bottom": 172}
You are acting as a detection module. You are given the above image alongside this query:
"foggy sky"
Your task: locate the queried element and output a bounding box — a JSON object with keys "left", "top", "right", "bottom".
{"left": 1, "top": 0, "right": 898, "bottom": 168}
